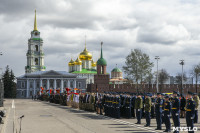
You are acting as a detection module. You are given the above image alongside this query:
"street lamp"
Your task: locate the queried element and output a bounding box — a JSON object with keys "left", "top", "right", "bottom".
{"left": 155, "top": 56, "right": 160, "bottom": 93}
{"left": 180, "top": 60, "right": 184, "bottom": 95}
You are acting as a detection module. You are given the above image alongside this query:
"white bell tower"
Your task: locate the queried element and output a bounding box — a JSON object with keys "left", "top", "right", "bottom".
{"left": 25, "top": 10, "right": 46, "bottom": 73}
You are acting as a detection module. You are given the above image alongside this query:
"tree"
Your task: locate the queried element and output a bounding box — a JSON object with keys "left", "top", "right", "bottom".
{"left": 158, "top": 69, "right": 169, "bottom": 93}
{"left": 175, "top": 72, "right": 187, "bottom": 85}
{"left": 191, "top": 64, "right": 200, "bottom": 93}
{"left": 123, "top": 49, "right": 154, "bottom": 92}
{"left": 2, "top": 65, "right": 16, "bottom": 98}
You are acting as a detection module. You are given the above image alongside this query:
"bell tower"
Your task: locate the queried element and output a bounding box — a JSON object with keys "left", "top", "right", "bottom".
{"left": 25, "top": 10, "right": 46, "bottom": 73}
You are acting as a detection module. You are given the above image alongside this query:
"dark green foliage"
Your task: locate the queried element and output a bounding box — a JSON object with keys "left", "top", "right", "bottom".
{"left": 2, "top": 66, "right": 16, "bottom": 98}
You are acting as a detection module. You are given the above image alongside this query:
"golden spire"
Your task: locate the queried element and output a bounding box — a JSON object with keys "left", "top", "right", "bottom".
{"left": 34, "top": 9, "right": 37, "bottom": 31}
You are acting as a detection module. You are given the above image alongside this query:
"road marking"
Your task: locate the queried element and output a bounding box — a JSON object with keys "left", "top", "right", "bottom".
{"left": 12, "top": 100, "right": 15, "bottom": 109}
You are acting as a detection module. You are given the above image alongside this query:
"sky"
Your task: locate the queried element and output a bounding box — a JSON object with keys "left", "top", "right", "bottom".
{"left": 1, "top": 0, "right": 200, "bottom": 77}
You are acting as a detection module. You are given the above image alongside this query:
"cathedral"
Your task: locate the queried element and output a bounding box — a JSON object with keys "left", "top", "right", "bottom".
{"left": 16, "top": 10, "right": 86, "bottom": 98}
{"left": 68, "top": 43, "right": 97, "bottom": 84}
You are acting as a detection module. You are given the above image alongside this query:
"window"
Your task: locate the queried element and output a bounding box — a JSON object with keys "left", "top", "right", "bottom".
{"left": 21, "top": 91, "right": 24, "bottom": 96}
{"left": 35, "top": 45, "right": 39, "bottom": 51}
{"left": 30, "top": 82, "right": 33, "bottom": 88}
{"left": 36, "top": 81, "right": 40, "bottom": 88}
{"left": 78, "top": 82, "right": 81, "bottom": 88}
{"left": 35, "top": 58, "right": 39, "bottom": 65}
{"left": 21, "top": 82, "right": 25, "bottom": 88}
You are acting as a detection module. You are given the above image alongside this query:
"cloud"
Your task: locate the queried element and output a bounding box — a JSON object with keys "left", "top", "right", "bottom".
{"left": 0, "top": 0, "right": 200, "bottom": 78}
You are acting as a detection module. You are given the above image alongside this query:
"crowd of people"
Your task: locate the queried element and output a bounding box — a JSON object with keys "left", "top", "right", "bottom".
{"left": 38, "top": 90, "right": 199, "bottom": 133}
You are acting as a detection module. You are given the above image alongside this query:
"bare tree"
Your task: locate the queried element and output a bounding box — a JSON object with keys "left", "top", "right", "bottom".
{"left": 191, "top": 64, "right": 200, "bottom": 93}
{"left": 158, "top": 69, "right": 169, "bottom": 93}
{"left": 175, "top": 72, "right": 187, "bottom": 84}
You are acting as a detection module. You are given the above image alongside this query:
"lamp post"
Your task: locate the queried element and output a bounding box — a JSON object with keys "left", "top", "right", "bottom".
{"left": 180, "top": 60, "right": 184, "bottom": 95}
{"left": 155, "top": 56, "right": 160, "bottom": 93}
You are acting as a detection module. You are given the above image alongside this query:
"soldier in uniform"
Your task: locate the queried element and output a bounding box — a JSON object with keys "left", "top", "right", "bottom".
{"left": 125, "top": 93, "right": 132, "bottom": 118}
{"left": 163, "top": 95, "right": 172, "bottom": 132}
{"left": 155, "top": 93, "right": 163, "bottom": 130}
{"left": 193, "top": 93, "right": 199, "bottom": 123}
{"left": 115, "top": 93, "right": 121, "bottom": 119}
{"left": 144, "top": 94, "right": 151, "bottom": 127}
{"left": 171, "top": 91, "right": 180, "bottom": 133}
{"left": 135, "top": 93, "right": 143, "bottom": 124}
{"left": 185, "top": 91, "right": 195, "bottom": 133}
{"left": 161, "top": 93, "right": 165, "bottom": 124}
{"left": 151, "top": 94, "right": 156, "bottom": 118}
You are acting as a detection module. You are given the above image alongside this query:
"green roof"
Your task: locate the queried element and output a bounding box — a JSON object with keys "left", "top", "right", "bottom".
{"left": 112, "top": 68, "right": 122, "bottom": 72}
{"left": 72, "top": 69, "right": 97, "bottom": 74}
{"left": 97, "top": 58, "right": 107, "bottom": 66}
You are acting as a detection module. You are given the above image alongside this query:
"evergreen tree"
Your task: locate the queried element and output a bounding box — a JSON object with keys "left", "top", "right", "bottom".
{"left": 2, "top": 65, "right": 16, "bottom": 98}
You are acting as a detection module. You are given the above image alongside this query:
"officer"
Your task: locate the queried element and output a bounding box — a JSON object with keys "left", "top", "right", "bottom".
{"left": 186, "top": 91, "right": 195, "bottom": 133}
{"left": 125, "top": 93, "right": 132, "bottom": 118}
{"left": 193, "top": 93, "right": 199, "bottom": 123}
{"left": 115, "top": 93, "right": 121, "bottom": 119}
{"left": 171, "top": 91, "right": 180, "bottom": 133}
{"left": 161, "top": 93, "right": 165, "bottom": 124}
{"left": 131, "top": 93, "right": 136, "bottom": 118}
{"left": 163, "top": 95, "right": 172, "bottom": 132}
{"left": 155, "top": 93, "right": 163, "bottom": 130}
{"left": 135, "top": 93, "right": 143, "bottom": 124}
{"left": 144, "top": 93, "right": 151, "bottom": 127}
{"left": 151, "top": 94, "right": 156, "bottom": 118}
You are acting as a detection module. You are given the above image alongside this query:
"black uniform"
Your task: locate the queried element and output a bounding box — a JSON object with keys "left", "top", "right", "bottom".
{"left": 163, "top": 99, "right": 172, "bottom": 132}
{"left": 171, "top": 96, "right": 180, "bottom": 133}
{"left": 155, "top": 97, "right": 163, "bottom": 130}
{"left": 186, "top": 98, "right": 195, "bottom": 133}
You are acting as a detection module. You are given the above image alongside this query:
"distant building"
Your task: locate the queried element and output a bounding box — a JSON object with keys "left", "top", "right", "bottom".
{"left": 16, "top": 70, "right": 86, "bottom": 98}
{"left": 110, "top": 66, "right": 128, "bottom": 84}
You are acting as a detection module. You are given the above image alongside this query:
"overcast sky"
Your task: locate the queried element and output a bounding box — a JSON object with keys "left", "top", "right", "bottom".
{"left": 1, "top": 0, "right": 200, "bottom": 77}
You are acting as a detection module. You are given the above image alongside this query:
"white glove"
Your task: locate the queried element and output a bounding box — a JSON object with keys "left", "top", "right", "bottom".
{"left": 176, "top": 113, "right": 178, "bottom": 116}
{"left": 138, "top": 109, "right": 140, "bottom": 111}
{"left": 191, "top": 117, "right": 194, "bottom": 119}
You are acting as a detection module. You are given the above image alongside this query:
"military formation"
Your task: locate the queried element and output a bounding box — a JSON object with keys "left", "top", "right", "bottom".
{"left": 38, "top": 91, "right": 199, "bottom": 133}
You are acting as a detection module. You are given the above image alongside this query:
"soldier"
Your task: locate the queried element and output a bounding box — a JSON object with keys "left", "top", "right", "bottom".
{"left": 185, "top": 91, "right": 195, "bottom": 133}
{"left": 171, "top": 91, "right": 180, "bottom": 133}
{"left": 151, "top": 94, "right": 156, "bottom": 118}
{"left": 163, "top": 95, "right": 172, "bottom": 132}
{"left": 135, "top": 93, "right": 143, "bottom": 124}
{"left": 155, "top": 93, "right": 163, "bottom": 130}
{"left": 161, "top": 93, "right": 165, "bottom": 124}
{"left": 180, "top": 96, "right": 186, "bottom": 118}
{"left": 125, "top": 93, "right": 132, "bottom": 118}
{"left": 131, "top": 93, "right": 136, "bottom": 118}
{"left": 144, "top": 94, "right": 151, "bottom": 127}
{"left": 115, "top": 93, "right": 121, "bottom": 119}
{"left": 193, "top": 93, "right": 199, "bottom": 123}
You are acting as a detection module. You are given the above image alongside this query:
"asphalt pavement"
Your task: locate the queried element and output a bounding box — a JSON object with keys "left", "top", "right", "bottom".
{"left": 1, "top": 99, "right": 200, "bottom": 133}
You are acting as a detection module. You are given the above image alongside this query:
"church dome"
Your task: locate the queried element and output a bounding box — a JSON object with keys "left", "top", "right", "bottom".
{"left": 68, "top": 59, "right": 75, "bottom": 66}
{"left": 75, "top": 58, "right": 82, "bottom": 65}
{"left": 91, "top": 60, "right": 97, "bottom": 67}
{"left": 97, "top": 58, "right": 107, "bottom": 66}
{"left": 112, "top": 67, "right": 122, "bottom": 72}
{"left": 79, "top": 47, "right": 92, "bottom": 60}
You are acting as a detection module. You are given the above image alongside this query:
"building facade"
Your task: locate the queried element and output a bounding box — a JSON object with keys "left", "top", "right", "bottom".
{"left": 25, "top": 10, "right": 46, "bottom": 73}
{"left": 68, "top": 42, "right": 97, "bottom": 84}
{"left": 17, "top": 70, "right": 86, "bottom": 98}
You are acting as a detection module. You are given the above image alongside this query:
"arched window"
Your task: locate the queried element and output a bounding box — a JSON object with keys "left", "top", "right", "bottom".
{"left": 35, "top": 58, "right": 39, "bottom": 65}
{"left": 35, "top": 45, "right": 39, "bottom": 51}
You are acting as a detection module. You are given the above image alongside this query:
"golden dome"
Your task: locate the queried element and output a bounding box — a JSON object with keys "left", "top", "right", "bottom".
{"left": 75, "top": 57, "right": 82, "bottom": 65}
{"left": 68, "top": 58, "right": 75, "bottom": 66}
{"left": 79, "top": 47, "right": 92, "bottom": 60}
{"left": 91, "top": 60, "right": 96, "bottom": 67}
